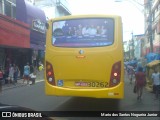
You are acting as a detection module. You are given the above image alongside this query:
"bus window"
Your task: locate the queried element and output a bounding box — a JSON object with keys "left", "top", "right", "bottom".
{"left": 52, "top": 18, "right": 114, "bottom": 47}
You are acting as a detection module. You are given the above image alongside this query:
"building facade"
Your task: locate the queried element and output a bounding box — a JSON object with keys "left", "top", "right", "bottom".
{"left": 123, "top": 34, "right": 145, "bottom": 60}
{"left": 134, "top": 34, "right": 145, "bottom": 59}
{"left": 0, "top": 0, "right": 30, "bottom": 73}
{"left": 123, "top": 41, "right": 130, "bottom": 60}
{"left": 151, "top": 0, "right": 160, "bottom": 53}
{"left": 17, "top": 0, "right": 46, "bottom": 66}
{"left": 144, "top": 0, "right": 160, "bottom": 55}
{"left": 0, "top": 0, "right": 46, "bottom": 75}
{"left": 33, "top": 0, "right": 71, "bottom": 19}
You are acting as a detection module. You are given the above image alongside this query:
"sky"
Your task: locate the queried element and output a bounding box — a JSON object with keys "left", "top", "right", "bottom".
{"left": 67, "top": 0, "right": 145, "bottom": 41}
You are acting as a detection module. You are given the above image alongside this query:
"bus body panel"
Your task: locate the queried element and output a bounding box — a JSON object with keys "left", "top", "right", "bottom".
{"left": 45, "top": 15, "right": 124, "bottom": 98}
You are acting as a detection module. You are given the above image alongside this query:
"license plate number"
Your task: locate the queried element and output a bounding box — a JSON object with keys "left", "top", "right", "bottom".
{"left": 75, "top": 82, "right": 88, "bottom": 87}
{"left": 75, "top": 82, "right": 108, "bottom": 88}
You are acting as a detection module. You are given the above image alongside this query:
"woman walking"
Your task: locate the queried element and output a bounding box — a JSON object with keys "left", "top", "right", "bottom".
{"left": 13, "top": 64, "right": 19, "bottom": 84}
{"left": 135, "top": 67, "right": 146, "bottom": 100}
{"left": 8, "top": 64, "right": 14, "bottom": 84}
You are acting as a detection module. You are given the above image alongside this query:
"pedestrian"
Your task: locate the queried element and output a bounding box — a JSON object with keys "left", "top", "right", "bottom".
{"left": 3, "top": 69, "right": 8, "bottom": 84}
{"left": 38, "top": 63, "right": 43, "bottom": 71}
{"left": 30, "top": 64, "right": 34, "bottom": 74}
{"left": 128, "top": 67, "right": 135, "bottom": 84}
{"left": 29, "top": 71, "right": 36, "bottom": 85}
{"left": 151, "top": 68, "right": 160, "bottom": 100}
{"left": 0, "top": 68, "right": 3, "bottom": 92}
{"left": 13, "top": 64, "right": 20, "bottom": 84}
{"left": 8, "top": 64, "right": 14, "bottom": 84}
{"left": 136, "top": 60, "right": 142, "bottom": 73}
{"left": 135, "top": 67, "right": 146, "bottom": 100}
{"left": 38, "top": 60, "right": 42, "bottom": 71}
{"left": 23, "top": 63, "right": 30, "bottom": 84}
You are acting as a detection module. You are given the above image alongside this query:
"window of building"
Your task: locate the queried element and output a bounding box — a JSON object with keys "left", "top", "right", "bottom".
{"left": 3, "top": 0, "right": 16, "bottom": 18}
{"left": 152, "top": 30, "right": 155, "bottom": 41}
{"left": 152, "top": 11, "right": 155, "bottom": 22}
{"left": 4, "top": 0, "right": 11, "bottom": 17}
{"left": 0, "top": 0, "right": 3, "bottom": 14}
{"left": 12, "top": 5, "right": 16, "bottom": 18}
{"left": 6, "top": 0, "right": 16, "bottom": 4}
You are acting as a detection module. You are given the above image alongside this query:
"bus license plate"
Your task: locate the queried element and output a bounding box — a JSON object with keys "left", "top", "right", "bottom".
{"left": 75, "top": 82, "right": 108, "bottom": 88}
{"left": 75, "top": 82, "right": 88, "bottom": 87}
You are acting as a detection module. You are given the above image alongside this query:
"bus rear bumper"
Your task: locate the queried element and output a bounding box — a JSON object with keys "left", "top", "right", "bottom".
{"left": 45, "top": 82, "right": 124, "bottom": 99}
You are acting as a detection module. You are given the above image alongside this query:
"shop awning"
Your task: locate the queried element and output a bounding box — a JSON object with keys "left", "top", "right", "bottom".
{"left": 16, "top": 0, "right": 46, "bottom": 50}
{"left": 146, "top": 60, "right": 160, "bottom": 67}
{"left": 0, "top": 14, "right": 30, "bottom": 48}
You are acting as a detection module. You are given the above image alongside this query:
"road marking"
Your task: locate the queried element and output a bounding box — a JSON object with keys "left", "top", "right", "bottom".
{"left": 36, "top": 80, "right": 44, "bottom": 83}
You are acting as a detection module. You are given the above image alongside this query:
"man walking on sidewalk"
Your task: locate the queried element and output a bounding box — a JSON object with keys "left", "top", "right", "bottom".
{"left": 23, "top": 63, "right": 30, "bottom": 84}
{"left": 151, "top": 68, "right": 160, "bottom": 100}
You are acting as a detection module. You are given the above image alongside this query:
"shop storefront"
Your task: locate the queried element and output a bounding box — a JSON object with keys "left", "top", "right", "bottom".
{"left": 16, "top": 0, "right": 46, "bottom": 67}
{"left": 0, "top": 13, "right": 30, "bottom": 73}
{"left": 0, "top": 0, "right": 46, "bottom": 76}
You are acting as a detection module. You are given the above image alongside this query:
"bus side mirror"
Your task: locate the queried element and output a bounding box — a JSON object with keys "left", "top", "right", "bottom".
{"left": 45, "top": 23, "right": 49, "bottom": 29}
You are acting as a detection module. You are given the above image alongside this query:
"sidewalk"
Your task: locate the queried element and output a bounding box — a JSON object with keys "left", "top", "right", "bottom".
{"left": 2, "top": 70, "right": 44, "bottom": 91}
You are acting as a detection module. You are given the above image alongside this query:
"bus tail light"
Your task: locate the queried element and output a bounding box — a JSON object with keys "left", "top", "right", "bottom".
{"left": 46, "top": 61, "right": 55, "bottom": 85}
{"left": 109, "top": 61, "right": 121, "bottom": 87}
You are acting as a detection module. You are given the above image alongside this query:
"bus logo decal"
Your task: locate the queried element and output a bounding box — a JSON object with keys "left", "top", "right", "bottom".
{"left": 79, "top": 50, "right": 84, "bottom": 54}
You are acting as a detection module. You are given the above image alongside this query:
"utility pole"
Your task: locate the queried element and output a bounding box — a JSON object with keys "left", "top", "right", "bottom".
{"left": 148, "top": 0, "right": 153, "bottom": 52}
{"left": 131, "top": 32, "right": 134, "bottom": 58}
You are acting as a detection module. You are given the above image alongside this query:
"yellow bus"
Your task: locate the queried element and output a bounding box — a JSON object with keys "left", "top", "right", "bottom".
{"left": 45, "top": 15, "right": 124, "bottom": 99}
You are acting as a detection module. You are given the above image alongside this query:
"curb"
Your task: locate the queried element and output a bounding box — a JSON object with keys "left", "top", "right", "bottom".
{"left": 2, "top": 84, "right": 26, "bottom": 91}
{"left": 2, "top": 79, "right": 44, "bottom": 91}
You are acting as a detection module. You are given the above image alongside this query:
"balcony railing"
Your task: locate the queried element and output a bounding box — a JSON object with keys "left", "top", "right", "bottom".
{"left": 34, "top": 0, "right": 56, "bottom": 8}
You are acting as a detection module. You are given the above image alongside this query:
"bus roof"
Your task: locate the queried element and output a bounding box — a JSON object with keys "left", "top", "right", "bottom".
{"left": 50, "top": 14, "right": 121, "bottom": 21}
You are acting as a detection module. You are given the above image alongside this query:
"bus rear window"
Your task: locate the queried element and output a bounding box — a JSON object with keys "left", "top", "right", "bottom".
{"left": 52, "top": 18, "right": 114, "bottom": 47}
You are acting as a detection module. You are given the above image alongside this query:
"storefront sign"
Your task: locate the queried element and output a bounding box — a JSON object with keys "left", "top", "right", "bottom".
{"left": 32, "top": 19, "right": 45, "bottom": 33}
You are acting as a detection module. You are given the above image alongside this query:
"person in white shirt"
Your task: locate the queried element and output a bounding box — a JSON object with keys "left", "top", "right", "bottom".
{"left": 8, "top": 64, "right": 14, "bottom": 84}
{"left": 89, "top": 25, "right": 97, "bottom": 36}
{"left": 151, "top": 68, "right": 160, "bottom": 99}
{"left": 82, "top": 26, "right": 88, "bottom": 35}
{"left": 29, "top": 72, "right": 36, "bottom": 85}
